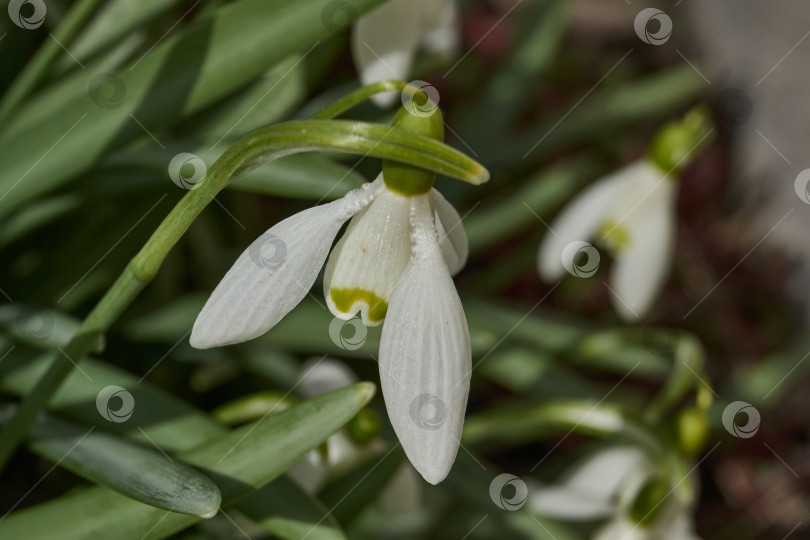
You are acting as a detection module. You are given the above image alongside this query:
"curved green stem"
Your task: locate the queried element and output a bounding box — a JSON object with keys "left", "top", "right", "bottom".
{"left": 0, "top": 117, "right": 488, "bottom": 472}
{"left": 0, "top": 0, "right": 103, "bottom": 122}
{"left": 310, "top": 80, "right": 409, "bottom": 120}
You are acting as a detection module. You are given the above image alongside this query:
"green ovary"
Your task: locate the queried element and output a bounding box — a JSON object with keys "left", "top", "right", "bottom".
{"left": 597, "top": 220, "right": 631, "bottom": 254}
{"left": 330, "top": 288, "right": 389, "bottom": 323}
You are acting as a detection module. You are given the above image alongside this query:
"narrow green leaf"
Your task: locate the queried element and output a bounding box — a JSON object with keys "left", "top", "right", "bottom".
{"left": 0, "top": 383, "right": 375, "bottom": 539}
{"left": 238, "top": 475, "right": 347, "bottom": 540}
{"left": 1, "top": 410, "right": 222, "bottom": 518}
{"left": 0, "top": 0, "right": 386, "bottom": 218}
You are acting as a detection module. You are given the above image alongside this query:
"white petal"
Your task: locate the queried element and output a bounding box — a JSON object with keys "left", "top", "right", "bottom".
{"left": 379, "top": 195, "right": 471, "bottom": 484}
{"left": 594, "top": 516, "right": 651, "bottom": 540}
{"left": 530, "top": 447, "right": 646, "bottom": 520}
{"left": 537, "top": 163, "right": 638, "bottom": 281}
{"left": 422, "top": 0, "right": 460, "bottom": 58}
{"left": 323, "top": 182, "right": 413, "bottom": 326}
{"left": 607, "top": 162, "right": 677, "bottom": 320}
{"left": 529, "top": 486, "right": 616, "bottom": 520}
{"left": 352, "top": 0, "right": 424, "bottom": 107}
{"left": 566, "top": 446, "right": 647, "bottom": 501}
{"left": 433, "top": 188, "right": 468, "bottom": 276}
{"left": 190, "top": 184, "right": 376, "bottom": 349}
{"left": 296, "top": 357, "right": 358, "bottom": 399}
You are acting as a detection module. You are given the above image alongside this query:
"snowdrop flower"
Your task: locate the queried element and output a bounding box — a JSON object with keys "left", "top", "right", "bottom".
{"left": 353, "top": 0, "right": 459, "bottom": 107}
{"left": 538, "top": 108, "right": 713, "bottom": 320}
{"left": 538, "top": 159, "right": 677, "bottom": 320}
{"left": 191, "top": 105, "right": 472, "bottom": 484}
{"left": 530, "top": 446, "right": 701, "bottom": 540}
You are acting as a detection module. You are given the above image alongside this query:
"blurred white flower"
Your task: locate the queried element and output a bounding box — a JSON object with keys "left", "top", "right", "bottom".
{"left": 538, "top": 160, "right": 676, "bottom": 320}
{"left": 530, "top": 446, "right": 700, "bottom": 540}
{"left": 191, "top": 171, "right": 471, "bottom": 484}
{"left": 287, "top": 357, "right": 423, "bottom": 515}
{"left": 352, "top": 0, "right": 459, "bottom": 107}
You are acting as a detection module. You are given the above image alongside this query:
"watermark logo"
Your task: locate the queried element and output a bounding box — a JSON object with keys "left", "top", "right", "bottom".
{"left": 248, "top": 232, "right": 287, "bottom": 270}
{"left": 15, "top": 308, "right": 54, "bottom": 342}
{"left": 489, "top": 473, "right": 528, "bottom": 511}
{"left": 96, "top": 385, "right": 135, "bottom": 423}
{"left": 321, "top": 0, "right": 357, "bottom": 36}
{"left": 722, "top": 401, "right": 760, "bottom": 438}
{"left": 328, "top": 316, "right": 367, "bottom": 350}
{"left": 562, "top": 240, "right": 600, "bottom": 278}
{"left": 714, "top": 88, "right": 753, "bottom": 126}
{"left": 8, "top": 0, "right": 46, "bottom": 29}
{"left": 88, "top": 72, "right": 127, "bottom": 109}
{"left": 401, "top": 81, "right": 440, "bottom": 118}
{"left": 794, "top": 169, "right": 810, "bottom": 204}
{"left": 168, "top": 153, "right": 207, "bottom": 190}
{"left": 634, "top": 8, "right": 672, "bottom": 45}
{"left": 409, "top": 393, "right": 447, "bottom": 430}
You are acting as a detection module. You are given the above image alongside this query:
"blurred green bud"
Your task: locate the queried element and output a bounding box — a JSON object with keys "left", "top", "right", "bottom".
{"left": 648, "top": 105, "right": 714, "bottom": 174}
{"left": 677, "top": 407, "right": 709, "bottom": 458}
{"left": 382, "top": 84, "right": 445, "bottom": 196}
{"left": 347, "top": 408, "right": 382, "bottom": 445}
{"left": 628, "top": 476, "right": 670, "bottom": 526}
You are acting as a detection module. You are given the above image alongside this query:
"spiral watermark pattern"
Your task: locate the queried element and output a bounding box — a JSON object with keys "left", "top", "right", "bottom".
{"left": 88, "top": 72, "right": 127, "bottom": 109}
{"left": 96, "top": 385, "right": 135, "bottom": 423}
{"left": 561, "top": 240, "right": 600, "bottom": 278}
{"left": 722, "top": 401, "right": 760, "bottom": 438}
{"left": 634, "top": 8, "right": 672, "bottom": 45}
{"left": 8, "top": 0, "right": 46, "bottom": 29}
{"left": 401, "top": 81, "right": 440, "bottom": 118}
{"left": 321, "top": 0, "right": 357, "bottom": 36}
{"left": 168, "top": 153, "right": 207, "bottom": 190}
{"left": 794, "top": 169, "right": 810, "bottom": 204}
{"left": 642, "top": 327, "right": 678, "bottom": 358}
{"left": 248, "top": 232, "right": 287, "bottom": 270}
{"left": 409, "top": 393, "right": 447, "bottom": 431}
{"left": 15, "top": 308, "right": 54, "bottom": 342}
{"left": 328, "top": 316, "right": 367, "bottom": 350}
{"left": 714, "top": 88, "right": 753, "bottom": 126}
{"left": 489, "top": 473, "right": 529, "bottom": 511}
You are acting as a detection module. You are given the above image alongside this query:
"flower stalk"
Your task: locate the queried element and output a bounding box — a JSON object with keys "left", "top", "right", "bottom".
{"left": 0, "top": 86, "right": 488, "bottom": 472}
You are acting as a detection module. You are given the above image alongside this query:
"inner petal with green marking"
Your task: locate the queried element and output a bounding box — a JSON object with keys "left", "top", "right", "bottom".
{"left": 597, "top": 219, "right": 632, "bottom": 255}
{"left": 329, "top": 288, "right": 389, "bottom": 323}
{"left": 323, "top": 183, "right": 426, "bottom": 326}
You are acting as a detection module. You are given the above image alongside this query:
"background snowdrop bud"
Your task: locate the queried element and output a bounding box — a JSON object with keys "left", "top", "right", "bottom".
{"left": 677, "top": 407, "right": 709, "bottom": 458}
{"left": 346, "top": 408, "right": 382, "bottom": 444}
{"left": 648, "top": 105, "right": 714, "bottom": 173}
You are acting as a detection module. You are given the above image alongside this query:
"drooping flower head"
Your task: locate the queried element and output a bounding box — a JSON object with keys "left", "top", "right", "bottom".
{"left": 352, "top": 0, "right": 459, "bottom": 107}
{"left": 530, "top": 446, "right": 701, "bottom": 540}
{"left": 538, "top": 107, "right": 713, "bottom": 320}
{"left": 191, "top": 95, "right": 473, "bottom": 484}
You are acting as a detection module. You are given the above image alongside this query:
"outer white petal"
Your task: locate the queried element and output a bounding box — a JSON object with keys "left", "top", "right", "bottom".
{"left": 530, "top": 447, "right": 646, "bottom": 520}
{"left": 607, "top": 162, "right": 677, "bottom": 321}
{"left": 422, "top": 0, "right": 460, "bottom": 58}
{"left": 433, "top": 188, "right": 468, "bottom": 275}
{"left": 324, "top": 182, "right": 413, "bottom": 326}
{"left": 296, "top": 356, "right": 358, "bottom": 399}
{"left": 379, "top": 195, "right": 471, "bottom": 484}
{"left": 537, "top": 163, "right": 638, "bottom": 281}
{"left": 593, "top": 516, "right": 651, "bottom": 540}
{"left": 352, "top": 0, "right": 424, "bottom": 107}
{"left": 190, "top": 184, "right": 376, "bottom": 349}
